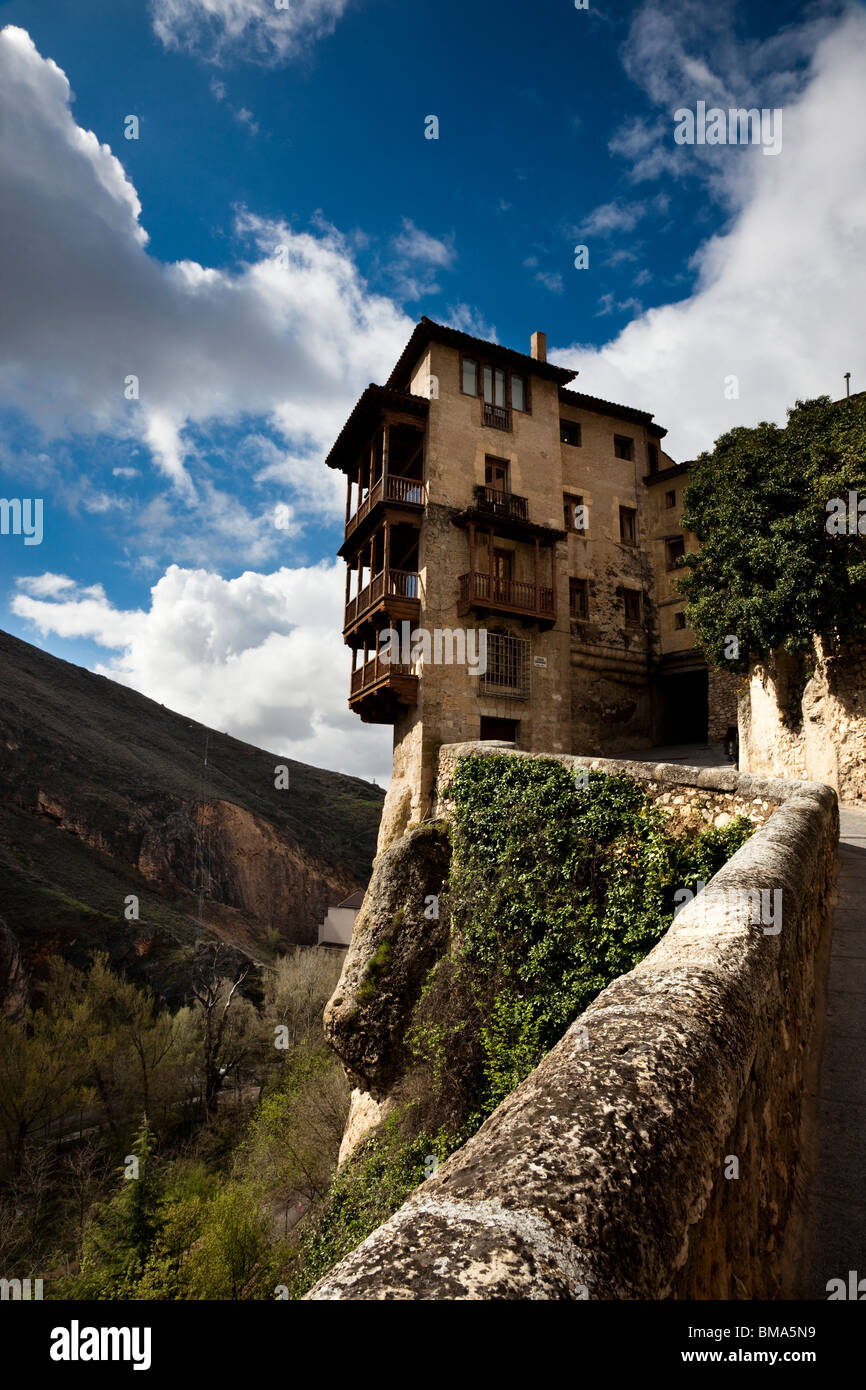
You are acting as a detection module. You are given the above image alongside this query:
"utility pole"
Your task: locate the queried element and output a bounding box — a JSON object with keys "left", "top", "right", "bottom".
{"left": 844, "top": 371, "right": 851, "bottom": 398}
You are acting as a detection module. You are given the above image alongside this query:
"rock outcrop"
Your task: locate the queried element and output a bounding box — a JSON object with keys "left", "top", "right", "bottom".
{"left": 0, "top": 628, "right": 383, "bottom": 999}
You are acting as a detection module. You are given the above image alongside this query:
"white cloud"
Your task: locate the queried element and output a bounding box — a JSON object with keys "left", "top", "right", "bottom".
{"left": 386, "top": 218, "right": 456, "bottom": 301}
{"left": 151, "top": 0, "right": 349, "bottom": 66}
{"left": 12, "top": 564, "right": 392, "bottom": 784}
{"left": 553, "top": 7, "right": 866, "bottom": 460}
{"left": 0, "top": 26, "right": 413, "bottom": 499}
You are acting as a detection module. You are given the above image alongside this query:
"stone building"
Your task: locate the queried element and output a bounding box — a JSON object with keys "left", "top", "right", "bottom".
{"left": 325, "top": 317, "right": 737, "bottom": 848}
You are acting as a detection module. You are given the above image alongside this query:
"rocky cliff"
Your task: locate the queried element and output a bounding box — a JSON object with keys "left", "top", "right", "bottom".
{"left": 0, "top": 629, "right": 384, "bottom": 1005}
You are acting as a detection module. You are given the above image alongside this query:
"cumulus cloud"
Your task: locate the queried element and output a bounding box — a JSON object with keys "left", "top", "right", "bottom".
{"left": 0, "top": 26, "right": 413, "bottom": 497}
{"left": 150, "top": 0, "right": 349, "bottom": 66}
{"left": 12, "top": 564, "right": 392, "bottom": 784}
{"left": 553, "top": 5, "right": 866, "bottom": 460}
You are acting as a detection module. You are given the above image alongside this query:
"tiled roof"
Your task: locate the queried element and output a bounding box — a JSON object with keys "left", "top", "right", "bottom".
{"left": 386, "top": 316, "right": 578, "bottom": 390}
{"left": 324, "top": 384, "right": 429, "bottom": 473}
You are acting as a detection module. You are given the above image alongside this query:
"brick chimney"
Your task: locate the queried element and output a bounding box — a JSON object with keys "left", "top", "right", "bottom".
{"left": 531, "top": 331, "right": 547, "bottom": 363}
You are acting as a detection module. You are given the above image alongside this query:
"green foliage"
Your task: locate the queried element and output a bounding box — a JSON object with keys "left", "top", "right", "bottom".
{"left": 679, "top": 394, "right": 866, "bottom": 668}
{"left": 413, "top": 757, "right": 753, "bottom": 1125}
{"left": 357, "top": 939, "right": 393, "bottom": 1001}
{"left": 289, "top": 1116, "right": 447, "bottom": 1298}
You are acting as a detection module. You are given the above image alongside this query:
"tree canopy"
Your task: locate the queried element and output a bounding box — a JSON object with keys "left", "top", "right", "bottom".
{"left": 678, "top": 394, "right": 866, "bottom": 671}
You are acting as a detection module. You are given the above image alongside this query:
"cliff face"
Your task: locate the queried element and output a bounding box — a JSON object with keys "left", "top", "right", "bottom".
{"left": 0, "top": 629, "right": 384, "bottom": 1003}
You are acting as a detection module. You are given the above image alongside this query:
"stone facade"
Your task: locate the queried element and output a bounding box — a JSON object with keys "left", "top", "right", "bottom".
{"left": 740, "top": 639, "right": 866, "bottom": 806}
{"left": 309, "top": 746, "right": 839, "bottom": 1300}
{"left": 326, "top": 318, "right": 738, "bottom": 855}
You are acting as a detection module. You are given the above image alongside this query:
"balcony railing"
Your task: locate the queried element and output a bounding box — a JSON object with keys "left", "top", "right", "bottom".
{"left": 344, "top": 567, "right": 420, "bottom": 629}
{"left": 345, "top": 473, "right": 424, "bottom": 539}
{"left": 350, "top": 654, "right": 416, "bottom": 699}
{"left": 473, "top": 485, "right": 529, "bottom": 523}
{"left": 458, "top": 570, "right": 554, "bottom": 618}
{"left": 482, "top": 402, "right": 511, "bottom": 432}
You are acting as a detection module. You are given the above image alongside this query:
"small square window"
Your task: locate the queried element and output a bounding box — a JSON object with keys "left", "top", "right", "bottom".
{"left": 674, "top": 611, "right": 687, "bottom": 630}
{"left": 666, "top": 536, "right": 686, "bottom": 571}
{"left": 619, "top": 506, "right": 637, "bottom": 545}
{"left": 614, "top": 435, "right": 634, "bottom": 461}
{"left": 461, "top": 357, "right": 478, "bottom": 396}
{"left": 665, "top": 489, "right": 676, "bottom": 508}
{"left": 623, "top": 589, "right": 641, "bottom": 624}
{"left": 569, "top": 577, "right": 588, "bottom": 619}
{"left": 560, "top": 419, "right": 582, "bottom": 447}
{"left": 564, "top": 493, "right": 586, "bottom": 533}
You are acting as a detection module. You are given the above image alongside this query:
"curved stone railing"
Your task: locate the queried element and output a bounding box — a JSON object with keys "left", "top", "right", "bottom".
{"left": 308, "top": 748, "right": 838, "bottom": 1300}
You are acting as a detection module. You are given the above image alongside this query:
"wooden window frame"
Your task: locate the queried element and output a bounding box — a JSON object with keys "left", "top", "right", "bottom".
{"left": 665, "top": 536, "right": 686, "bottom": 572}
{"left": 619, "top": 505, "right": 637, "bottom": 546}
{"left": 674, "top": 610, "right": 687, "bottom": 630}
{"left": 623, "top": 588, "right": 642, "bottom": 625}
{"left": 560, "top": 418, "right": 582, "bottom": 447}
{"left": 569, "top": 577, "right": 589, "bottom": 620}
{"left": 564, "top": 492, "right": 586, "bottom": 534}
{"left": 458, "top": 353, "right": 531, "bottom": 414}
{"left": 614, "top": 434, "right": 635, "bottom": 461}
{"left": 665, "top": 489, "right": 676, "bottom": 508}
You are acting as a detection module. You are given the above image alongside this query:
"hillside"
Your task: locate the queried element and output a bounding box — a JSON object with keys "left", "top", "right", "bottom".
{"left": 0, "top": 629, "right": 384, "bottom": 1005}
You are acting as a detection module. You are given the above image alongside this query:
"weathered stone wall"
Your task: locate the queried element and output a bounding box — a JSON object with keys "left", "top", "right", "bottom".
{"left": 310, "top": 744, "right": 838, "bottom": 1300}
{"left": 740, "top": 639, "right": 866, "bottom": 806}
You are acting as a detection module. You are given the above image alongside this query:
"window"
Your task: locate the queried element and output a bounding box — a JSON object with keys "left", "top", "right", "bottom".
{"left": 485, "top": 456, "right": 509, "bottom": 491}
{"left": 665, "top": 489, "right": 676, "bottom": 508}
{"left": 674, "top": 611, "right": 687, "bottom": 630}
{"left": 648, "top": 443, "right": 659, "bottom": 473}
{"left": 479, "top": 631, "right": 530, "bottom": 699}
{"left": 461, "top": 355, "right": 528, "bottom": 416}
{"left": 666, "top": 536, "right": 686, "bottom": 571}
{"left": 564, "top": 493, "right": 586, "bottom": 533}
{"left": 480, "top": 715, "right": 519, "bottom": 742}
{"left": 619, "top": 506, "right": 637, "bottom": 545}
{"left": 614, "top": 434, "right": 634, "bottom": 461}
{"left": 560, "top": 419, "right": 582, "bottom": 447}
{"left": 623, "top": 589, "right": 642, "bottom": 625}
{"left": 569, "top": 577, "right": 588, "bottom": 619}
{"left": 483, "top": 365, "right": 507, "bottom": 409}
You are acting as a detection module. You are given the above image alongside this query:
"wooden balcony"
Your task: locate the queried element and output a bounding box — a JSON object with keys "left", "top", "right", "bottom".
{"left": 344, "top": 567, "right": 420, "bottom": 635}
{"left": 482, "top": 402, "right": 511, "bottom": 432}
{"left": 458, "top": 570, "right": 555, "bottom": 625}
{"left": 349, "top": 654, "right": 418, "bottom": 724}
{"left": 473, "top": 485, "right": 528, "bottom": 523}
{"left": 345, "top": 473, "right": 424, "bottom": 542}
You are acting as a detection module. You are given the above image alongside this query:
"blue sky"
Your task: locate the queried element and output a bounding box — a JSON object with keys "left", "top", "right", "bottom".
{"left": 0, "top": 0, "right": 864, "bottom": 783}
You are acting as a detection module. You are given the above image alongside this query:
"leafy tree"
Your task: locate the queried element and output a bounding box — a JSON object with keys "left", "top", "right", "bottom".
{"left": 679, "top": 394, "right": 866, "bottom": 670}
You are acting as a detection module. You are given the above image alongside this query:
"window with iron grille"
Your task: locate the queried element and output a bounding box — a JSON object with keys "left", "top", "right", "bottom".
{"left": 478, "top": 631, "right": 530, "bottom": 699}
